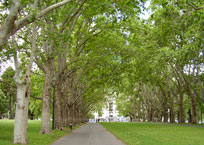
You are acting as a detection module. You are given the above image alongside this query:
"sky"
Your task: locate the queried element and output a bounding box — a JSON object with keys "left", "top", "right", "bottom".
{"left": 140, "top": 0, "right": 151, "bottom": 20}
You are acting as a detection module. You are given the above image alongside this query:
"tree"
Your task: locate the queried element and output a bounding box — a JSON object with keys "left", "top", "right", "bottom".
{"left": 0, "top": 67, "right": 16, "bottom": 119}
{"left": 0, "top": 0, "right": 73, "bottom": 48}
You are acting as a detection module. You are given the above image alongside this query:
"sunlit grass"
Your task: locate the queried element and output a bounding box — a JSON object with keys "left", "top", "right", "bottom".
{"left": 0, "top": 120, "right": 70, "bottom": 145}
{"left": 100, "top": 122, "right": 204, "bottom": 145}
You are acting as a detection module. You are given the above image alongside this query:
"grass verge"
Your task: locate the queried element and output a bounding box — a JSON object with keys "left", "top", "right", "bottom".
{"left": 0, "top": 120, "right": 71, "bottom": 145}
{"left": 100, "top": 122, "right": 204, "bottom": 145}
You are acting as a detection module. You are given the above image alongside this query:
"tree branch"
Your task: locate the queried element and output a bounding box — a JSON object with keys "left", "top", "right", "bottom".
{"left": 0, "top": 0, "right": 21, "bottom": 48}
{"left": 30, "top": 95, "right": 42, "bottom": 100}
{"left": 0, "top": 0, "right": 73, "bottom": 49}
{"left": 188, "top": 2, "right": 204, "bottom": 10}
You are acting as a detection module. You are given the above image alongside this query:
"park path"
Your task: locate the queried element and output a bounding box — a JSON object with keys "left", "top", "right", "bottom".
{"left": 51, "top": 123, "right": 125, "bottom": 145}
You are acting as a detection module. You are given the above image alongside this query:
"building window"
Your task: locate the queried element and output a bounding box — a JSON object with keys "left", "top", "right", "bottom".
{"left": 109, "top": 103, "right": 113, "bottom": 108}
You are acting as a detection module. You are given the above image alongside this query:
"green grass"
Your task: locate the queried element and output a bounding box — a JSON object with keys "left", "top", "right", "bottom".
{"left": 100, "top": 122, "right": 204, "bottom": 145}
{"left": 0, "top": 120, "right": 71, "bottom": 145}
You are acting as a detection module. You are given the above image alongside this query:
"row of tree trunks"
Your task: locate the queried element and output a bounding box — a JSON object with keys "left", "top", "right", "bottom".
{"left": 132, "top": 82, "right": 186, "bottom": 123}
{"left": 131, "top": 80, "right": 199, "bottom": 124}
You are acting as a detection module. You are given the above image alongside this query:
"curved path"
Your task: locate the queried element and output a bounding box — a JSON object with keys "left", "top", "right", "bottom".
{"left": 51, "top": 123, "right": 125, "bottom": 145}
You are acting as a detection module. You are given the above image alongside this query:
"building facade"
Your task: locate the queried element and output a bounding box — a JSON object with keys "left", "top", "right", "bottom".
{"left": 93, "top": 98, "right": 130, "bottom": 122}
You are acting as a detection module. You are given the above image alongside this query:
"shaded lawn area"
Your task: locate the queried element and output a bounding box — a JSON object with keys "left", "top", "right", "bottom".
{"left": 0, "top": 120, "right": 70, "bottom": 145}
{"left": 100, "top": 122, "right": 204, "bottom": 145}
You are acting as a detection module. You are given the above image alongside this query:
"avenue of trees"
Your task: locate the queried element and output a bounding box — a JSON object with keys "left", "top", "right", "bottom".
{"left": 0, "top": 0, "right": 204, "bottom": 144}
{"left": 116, "top": 0, "right": 204, "bottom": 124}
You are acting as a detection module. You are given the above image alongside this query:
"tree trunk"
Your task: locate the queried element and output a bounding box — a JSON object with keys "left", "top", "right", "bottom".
{"left": 40, "top": 65, "right": 53, "bottom": 134}
{"left": 9, "top": 95, "right": 13, "bottom": 119}
{"left": 13, "top": 19, "right": 36, "bottom": 144}
{"left": 169, "top": 91, "right": 175, "bottom": 123}
{"left": 40, "top": 22, "right": 55, "bottom": 133}
{"left": 62, "top": 79, "right": 69, "bottom": 127}
{"left": 13, "top": 81, "right": 30, "bottom": 144}
{"left": 188, "top": 109, "right": 192, "bottom": 123}
{"left": 157, "top": 109, "right": 162, "bottom": 122}
{"left": 159, "top": 85, "right": 168, "bottom": 123}
{"left": 142, "top": 102, "right": 146, "bottom": 122}
{"left": 186, "top": 85, "right": 197, "bottom": 124}
{"left": 151, "top": 105, "right": 155, "bottom": 122}
{"left": 54, "top": 80, "right": 62, "bottom": 130}
{"left": 163, "top": 95, "right": 168, "bottom": 122}
{"left": 62, "top": 101, "right": 68, "bottom": 127}
{"left": 132, "top": 113, "right": 137, "bottom": 122}
{"left": 179, "top": 87, "right": 185, "bottom": 123}
{"left": 78, "top": 108, "right": 82, "bottom": 123}
{"left": 147, "top": 107, "right": 151, "bottom": 122}
{"left": 75, "top": 106, "right": 79, "bottom": 124}
{"left": 30, "top": 112, "right": 34, "bottom": 120}
{"left": 68, "top": 105, "right": 72, "bottom": 124}
{"left": 157, "top": 91, "right": 163, "bottom": 122}
{"left": 179, "top": 67, "right": 197, "bottom": 124}
{"left": 72, "top": 104, "right": 76, "bottom": 125}
{"left": 174, "top": 68, "right": 185, "bottom": 124}
{"left": 191, "top": 97, "right": 197, "bottom": 124}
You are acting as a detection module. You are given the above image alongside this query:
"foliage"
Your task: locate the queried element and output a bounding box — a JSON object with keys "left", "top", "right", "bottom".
{"left": 0, "top": 89, "right": 8, "bottom": 117}
{"left": 29, "top": 71, "right": 44, "bottom": 119}
{"left": 0, "top": 67, "right": 16, "bottom": 118}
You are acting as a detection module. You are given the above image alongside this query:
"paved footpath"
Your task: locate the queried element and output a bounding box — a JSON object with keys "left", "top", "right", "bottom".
{"left": 51, "top": 123, "right": 125, "bottom": 145}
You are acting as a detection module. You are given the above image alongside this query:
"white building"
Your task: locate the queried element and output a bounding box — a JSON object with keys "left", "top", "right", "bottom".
{"left": 93, "top": 98, "right": 130, "bottom": 122}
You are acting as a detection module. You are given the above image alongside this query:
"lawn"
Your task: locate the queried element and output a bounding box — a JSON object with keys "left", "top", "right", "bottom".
{"left": 100, "top": 122, "right": 204, "bottom": 145}
{"left": 0, "top": 120, "right": 71, "bottom": 145}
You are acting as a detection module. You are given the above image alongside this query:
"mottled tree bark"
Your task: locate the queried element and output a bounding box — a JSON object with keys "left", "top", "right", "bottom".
{"left": 169, "top": 91, "right": 175, "bottom": 123}
{"left": 163, "top": 95, "right": 168, "bottom": 123}
{"left": 13, "top": 81, "right": 30, "bottom": 144}
{"left": 62, "top": 101, "right": 68, "bottom": 127}
{"left": 191, "top": 97, "right": 197, "bottom": 124}
{"left": 13, "top": 18, "right": 37, "bottom": 144}
{"left": 160, "top": 87, "right": 168, "bottom": 123}
{"left": 68, "top": 105, "right": 72, "bottom": 124}
{"left": 178, "top": 86, "right": 185, "bottom": 123}
{"left": 54, "top": 80, "right": 62, "bottom": 130}
{"left": 157, "top": 90, "right": 163, "bottom": 122}
{"left": 40, "top": 23, "right": 55, "bottom": 134}
{"left": 40, "top": 64, "right": 53, "bottom": 134}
